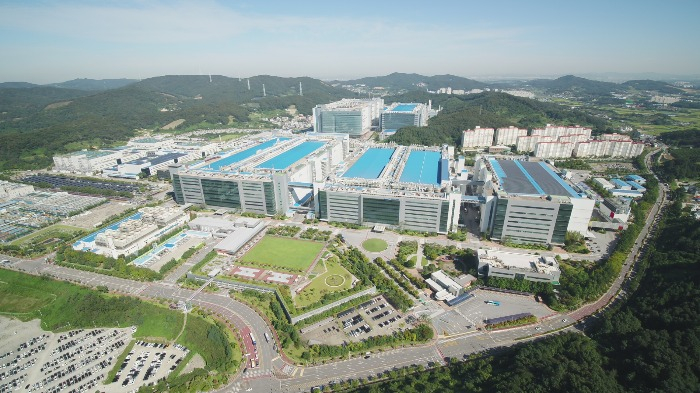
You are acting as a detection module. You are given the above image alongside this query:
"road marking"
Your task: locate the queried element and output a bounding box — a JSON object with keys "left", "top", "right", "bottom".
{"left": 299, "top": 367, "right": 304, "bottom": 377}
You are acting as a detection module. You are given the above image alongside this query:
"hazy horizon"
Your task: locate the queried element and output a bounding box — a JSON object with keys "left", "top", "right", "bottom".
{"left": 1, "top": 0, "right": 699, "bottom": 84}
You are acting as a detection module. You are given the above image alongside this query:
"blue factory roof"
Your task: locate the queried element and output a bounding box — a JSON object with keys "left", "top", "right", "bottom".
{"left": 490, "top": 159, "right": 579, "bottom": 198}
{"left": 611, "top": 178, "right": 630, "bottom": 188}
{"left": 389, "top": 104, "right": 418, "bottom": 112}
{"left": 400, "top": 150, "right": 442, "bottom": 185}
{"left": 626, "top": 181, "right": 646, "bottom": 191}
{"left": 342, "top": 148, "right": 395, "bottom": 179}
{"left": 206, "top": 138, "right": 289, "bottom": 170}
{"left": 256, "top": 141, "right": 325, "bottom": 170}
{"left": 625, "top": 174, "right": 645, "bottom": 182}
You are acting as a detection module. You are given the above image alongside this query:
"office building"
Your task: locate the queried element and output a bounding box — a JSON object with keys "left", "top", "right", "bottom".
{"left": 380, "top": 102, "right": 430, "bottom": 131}
{"left": 313, "top": 98, "right": 384, "bottom": 137}
{"left": 477, "top": 249, "right": 561, "bottom": 284}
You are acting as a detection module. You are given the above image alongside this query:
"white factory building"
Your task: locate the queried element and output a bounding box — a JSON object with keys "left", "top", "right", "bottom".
{"left": 477, "top": 249, "right": 561, "bottom": 284}
{"left": 78, "top": 206, "right": 188, "bottom": 258}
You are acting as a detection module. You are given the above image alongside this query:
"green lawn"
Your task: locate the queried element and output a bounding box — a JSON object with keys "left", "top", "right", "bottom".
{"left": 294, "top": 259, "right": 354, "bottom": 308}
{"left": 362, "top": 238, "right": 388, "bottom": 252}
{"left": 241, "top": 236, "right": 324, "bottom": 273}
{"left": 0, "top": 269, "right": 182, "bottom": 338}
{"left": 0, "top": 281, "right": 56, "bottom": 313}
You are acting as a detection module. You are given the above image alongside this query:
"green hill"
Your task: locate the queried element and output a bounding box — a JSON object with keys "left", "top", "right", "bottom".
{"left": 0, "top": 75, "right": 353, "bottom": 170}
{"left": 528, "top": 75, "right": 622, "bottom": 96}
{"left": 387, "top": 92, "right": 611, "bottom": 146}
{"left": 48, "top": 78, "right": 138, "bottom": 91}
{"left": 339, "top": 72, "right": 487, "bottom": 92}
{"left": 620, "top": 79, "right": 684, "bottom": 94}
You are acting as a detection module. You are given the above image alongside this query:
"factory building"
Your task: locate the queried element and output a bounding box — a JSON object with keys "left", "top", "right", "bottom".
{"left": 599, "top": 197, "right": 632, "bottom": 223}
{"left": 474, "top": 157, "right": 594, "bottom": 245}
{"left": 462, "top": 127, "right": 495, "bottom": 148}
{"left": 380, "top": 102, "right": 431, "bottom": 131}
{"left": 76, "top": 206, "right": 188, "bottom": 258}
{"left": 53, "top": 149, "right": 126, "bottom": 174}
{"left": 168, "top": 133, "right": 462, "bottom": 234}
{"left": 477, "top": 249, "right": 561, "bottom": 284}
{"left": 312, "top": 98, "right": 384, "bottom": 137}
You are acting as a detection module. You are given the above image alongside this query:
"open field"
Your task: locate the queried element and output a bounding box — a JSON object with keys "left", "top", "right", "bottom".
{"left": 241, "top": 236, "right": 324, "bottom": 273}
{"left": 362, "top": 238, "right": 388, "bottom": 252}
{"left": 604, "top": 107, "right": 700, "bottom": 135}
{"left": 0, "top": 269, "right": 183, "bottom": 338}
{"left": 0, "top": 281, "right": 56, "bottom": 313}
{"left": 10, "top": 224, "right": 84, "bottom": 246}
{"left": 294, "top": 259, "right": 354, "bottom": 308}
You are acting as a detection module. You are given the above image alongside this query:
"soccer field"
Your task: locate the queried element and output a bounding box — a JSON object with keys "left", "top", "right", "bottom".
{"left": 241, "top": 236, "right": 325, "bottom": 273}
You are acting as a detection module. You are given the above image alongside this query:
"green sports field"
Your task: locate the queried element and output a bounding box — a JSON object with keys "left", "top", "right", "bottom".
{"left": 240, "top": 236, "right": 325, "bottom": 273}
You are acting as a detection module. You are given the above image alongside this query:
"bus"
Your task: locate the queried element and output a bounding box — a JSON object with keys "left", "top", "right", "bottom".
{"left": 264, "top": 332, "right": 270, "bottom": 343}
{"left": 485, "top": 300, "right": 501, "bottom": 306}
{"left": 249, "top": 333, "right": 256, "bottom": 345}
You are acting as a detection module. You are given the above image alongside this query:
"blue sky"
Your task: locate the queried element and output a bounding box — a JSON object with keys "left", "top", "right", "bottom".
{"left": 0, "top": 0, "right": 698, "bottom": 83}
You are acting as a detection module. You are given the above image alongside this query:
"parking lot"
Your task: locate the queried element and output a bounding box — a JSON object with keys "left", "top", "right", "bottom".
{"left": 301, "top": 295, "right": 406, "bottom": 345}
{"left": 0, "top": 317, "right": 131, "bottom": 393}
{"left": 431, "top": 289, "right": 554, "bottom": 336}
{"left": 107, "top": 340, "right": 189, "bottom": 391}
{"left": 0, "top": 316, "right": 191, "bottom": 393}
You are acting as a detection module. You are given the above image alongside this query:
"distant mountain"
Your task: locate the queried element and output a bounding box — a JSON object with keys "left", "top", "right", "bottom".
{"left": 0, "top": 74, "right": 354, "bottom": 170}
{"left": 620, "top": 79, "right": 684, "bottom": 94}
{"left": 338, "top": 72, "right": 487, "bottom": 92}
{"left": 527, "top": 75, "right": 621, "bottom": 96}
{"left": 0, "top": 82, "right": 39, "bottom": 89}
{"left": 48, "top": 78, "right": 138, "bottom": 91}
{"left": 0, "top": 86, "right": 96, "bottom": 119}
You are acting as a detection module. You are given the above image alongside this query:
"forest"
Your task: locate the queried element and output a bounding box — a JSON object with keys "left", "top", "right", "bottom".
{"left": 347, "top": 190, "right": 700, "bottom": 393}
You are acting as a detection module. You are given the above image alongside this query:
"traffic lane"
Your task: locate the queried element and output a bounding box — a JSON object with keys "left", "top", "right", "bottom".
{"left": 282, "top": 345, "right": 441, "bottom": 393}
